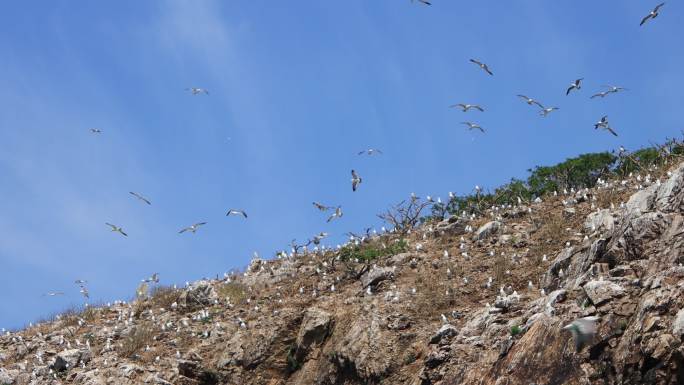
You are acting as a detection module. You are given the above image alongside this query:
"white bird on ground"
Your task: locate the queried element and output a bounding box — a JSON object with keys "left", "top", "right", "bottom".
{"left": 469, "top": 59, "right": 493, "bottom": 75}
{"left": 461, "top": 122, "right": 485, "bottom": 133}
{"left": 226, "top": 209, "right": 248, "bottom": 218}
{"left": 129, "top": 192, "right": 151, "bottom": 205}
{"left": 179, "top": 222, "right": 207, "bottom": 234}
{"left": 640, "top": 3, "right": 665, "bottom": 26}
{"left": 450, "top": 103, "right": 484, "bottom": 112}
{"left": 566, "top": 78, "right": 584, "bottom": 95}
{"left": 563, "top": 316, "right": 600, "bottom": 352}
{"left": 351, "top": 170, "right": 362, "bottom": 192}
{"left": 105, "top": 223, "right": 127, "bottom": 237}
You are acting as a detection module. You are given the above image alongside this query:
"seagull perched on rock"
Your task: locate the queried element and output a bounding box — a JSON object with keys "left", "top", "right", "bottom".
{"left": 226, "top": 209, "right": 247, "bottom": 218}
{"left": 312, "top": 202, "right": 332, "bottom": 211}
{"left": 539, "top": 107, "right": 559, "bottom": 117}
{"left": 179, "top": 222, "right": 207, "bottom": 234}
{"left": 327, "top": 206, "right": 343, "bottom": 223}
{"left": 469, "top": 59, "right": 493, "bottom": 76}
{"left": 351, "top": 170, "right": 362, "bottom": 192}
{"left": 566, "top": 78, "right": 584, "bottom": 95}
{"left": 129, "top": 192, "right": 151, "bottom": 205}
{"left": 563, "top": 316, "right": 599, "bottom": 352}
{"left": 640, "top": 3, "right": 665, "bottom": 26}
{"left": 185, "top": 87, "right": 209, "bottom": 95}
{"left": 358, "top": 149, "right": 382, "bottom": 156}
{"left": 105, "top": 223, "right": 127, "bottom": 237}
{"left": 450, "top": 103, "right": 484, "bottom": 112}
{"left": 461, "top": 122, "right": 485, "bottom": 133}
{"left": 517, "top": 95, "right": 544, "bottom": 108}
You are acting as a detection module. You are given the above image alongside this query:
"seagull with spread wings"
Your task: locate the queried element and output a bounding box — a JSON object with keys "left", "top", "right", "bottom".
{"left": 469, "top": 59, "right": 493, "bottom": 76}
{"left": 603, "top": 85, "right": 628, "bottom": 93}
{"left": 105, "top": 223, "right": 128, "bottom": 237}
{"left": 461, "top": 122, "right": 485, "bottom": 133}
{"left": 539, "top": 107, "right": 559, "bottom": 117}
{"left": 517, "top": 95, "right": 544, "bottom": 108}
{"left": 313, "top": 202, "right": 332, "bottom": 211}
{"left": 89, "top": 128, "right": 102, "bottom": 134}
{"left": 179, "top": 222, "right": 207, "bottom": 234}
{"left": 129, "top": 192, "right": 151, "bottom": 205}
{"left": 566, "top": 78, "right": 584, "bottom": 95}
{"left": 185, "top": 87, "right": 209, "bottom": 95}
{"left": 590, "top": 91, "right": 610, "bottom": 99}
{"left": 327, "top": 206, "right": 343, "bottom": 223}
{"left": 43, "top": 292, "right": 65, "bottom": 297}
{"left": 226, "top": 209, "right": 248, "bottom": 218}
{"left": 640, "top": 3, "right": 665, "bottom": 26}
{"left": 351, "top": 170, "right": 362, "bottom": 192}
{"left": 450, "top": 103, "right": 484, "bottom": 112}
{"left": 411, "top": 0, "right": 431, "bottom": 5}
{"left": 358, "top": 149, "right": 383, "bottom": 156}
{"left": 594, "top": 116, "right": 618, "bottom": 136}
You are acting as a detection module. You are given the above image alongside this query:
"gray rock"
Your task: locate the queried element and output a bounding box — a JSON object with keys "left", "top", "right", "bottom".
{"left": 625, "top": 184, "right": 657, "bottom": 217}
{"left": 546, "top": 289, "right": 567, "bottom": 306}
{"left": 584, "top": 209, "right": 615, "bottom": 233}
{"left": 429, "top": 324, "right": 458, "bottom": 344}
{"left": 655, "top": 164, "right": 684, "bottom": 212}
{"left": 179, "top": 280, "right": 218, "bottom": 310}
{"left": 361, "top": 266, "right": 395, "bottom": 288}
{"left": 296, "top": 308, "right": 332, "bottom": 357}
{"left": 0, "top": 370, "right": 14, "bottom": 385}
{"left": 51, "top": 349, "right": 89, "bottom": 372}
{"left": 474, "top": 221, "right": 502, "bottom": 240}
{"left": 673, "top": 309, "right": 684, "bottom": 337}
{"left": 583, "top": 280, "right": 625, "bottom": 305}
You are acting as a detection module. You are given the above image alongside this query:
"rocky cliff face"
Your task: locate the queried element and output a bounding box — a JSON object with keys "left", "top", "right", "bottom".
{"left": 2, "top": 163, "right": 684, "bottom": 385}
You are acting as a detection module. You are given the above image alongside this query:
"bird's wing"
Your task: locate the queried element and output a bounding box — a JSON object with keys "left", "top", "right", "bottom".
{"left": 640, "top": 14, "right": 652, "bottom": 25}
{"left": 120, "top": 230, "right": 128, "bottom": 237}
{"left": 478, "top": 126, "right": 485, "bottom": 133}
{"left": 566, "top": 86, "right": 573, "bottom": 95}
{"left": 326, "top": 214, "right": 334, "bottom": 223}
{"left": 179, "top": 228, "right": 188, "bottom": 234}
{"left": 358, "top": 150, "right": 366, "bottom": 155}
{"left": 473, "top": 105, "right": 484, "bottom": 111}
{"left": 196, "top": 222, "right": 207, "bottom": 226}
{"left": 105, "top": 223, "right": 116, "bottom": 229}
{"left": 351, "top": 170, "right": 358, "bottom": 178}
{"left": 375, "top": 149, "right": 383, "bottom": 154}
{"left": 352, "top": 181, "right": 358, "bottom": 191}
{"left": 533, "top": 100, "right": 545, "bottom": 109}
{"left": 655, "top": 3, "right": 665, "bottom": 12}
{"left": 469, "top": 59, "right": 481, "bottom": 65}
{"left": 484, "top": 66, "right": 493, "bottom": 75}
{"left": 607, "top": 127, "right": 618, "bottom": 136}
{"left": 517, "top": 95, "right": 529, "bottom": 100}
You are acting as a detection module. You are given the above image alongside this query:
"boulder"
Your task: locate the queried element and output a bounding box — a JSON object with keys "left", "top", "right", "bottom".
{"left": 296, "top": 308, "right": 332, "bottom": 358}
{"left": 179, "top": 280, "right": 219, "bottom": 310}
{"left": 51, "top": 349, "right": 90, "bottom": 372}
{"left": 429, "top": 324, "right": 458, "bottom": 344}
{"left": 361, "top": 266, "right": 395, "bottom": 288}
{"left": 474, "top": 221, "right": 502, "bottom": 241}
{"left": 584, "top": 209, "right": 615, "bottom": 233}
{"left": 672, "top": 309, "right": 684, "bottom": 337}
{"left": 583, "top": 280, "right": 625, "bottom": 305}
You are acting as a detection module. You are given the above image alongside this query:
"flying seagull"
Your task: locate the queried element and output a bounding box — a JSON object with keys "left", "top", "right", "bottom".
{"left": 590, "top": 91, "right": 611, "bottom": 99}
{"left": 566, "top": 78, "right": 583, "bottom": 95}
{"left": 351, "top": 170, "right": 362, "bottom": 192}
{"left": 450, "top": 103, "right": 484, "bottom": 112}
{"left": 74, "top": 279, "right": 88, "bottom": 285}
{"left": 517, "top": 95, "right": 544, "bottom": 108}
{"left": 143, "top": 273, "right": 159, "bottom": 284}
{"left": 79, "top": 286, "right": 90, "bottom": 299}
{"left": 308, "top": 232, "right": 328, "bottom": 246}
{"left": 539, "top": 107, "right": 559, "bottom": 117}
{"left": 411, "top": 0, "right": 431, "bottom": 5}
{"left": 461, "top": 122, "right": 485, "bottom": 133}
{"left": 226, "top": 209, "right": 248, "bottom": 218}
{"left": 312, "top": 202, "right": 333, "bottom": 211}
{"left": 179, "top": 222, "right": 207, "bottom": 234}
{"left": 89, "top": 128, "right": 102, "bottom": 134}
{"left": 640, "top": 3, "right": 665, "bottom": 26}
{"left": 43, "top": 292, "right": 65, "bottom": 297}
{"left": 129, "top": 192, "right": 151, "bottom": 205}
{"left": 185, "top": 87, "right": 209, "bottom": 95}
{"left": 563, "top": 316, "right": 599, "bottom": 352}
{"left": 603, "top": 85, "right": 628, "bottom": 93}
{"left": 469, "top": 59, "right": 493, "bottom": 76}
{"left": 327, "top": 206, "right": 343, "bottom": 223}
{"left": 358, "top": 149, "right": 383, "bottom": 156}
{"left": 594, "top": 116, "right": 618, "bottom": 136}
{"left": 105, "top": 223, "right": 128, "bottom": 237}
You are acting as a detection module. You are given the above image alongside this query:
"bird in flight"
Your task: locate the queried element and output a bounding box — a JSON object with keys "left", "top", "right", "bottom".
{"left": 105, "top": 223, "right": 128, "bottom": 237}
{"left": 469, "top": 59, "right": 493, "bottom": 76}
{"left": 461, "top": 122, "right": 485, "bottom": 133}
{"left": 411, "top": 0, "right": 431, "bottom": 5}
{"left": 517, "top": 95, "right": 544, "bottom": 108}
{"left": 43, "top": 292, "right": 64, "bottom": 297}
{"left": 594, "top": 116, "right": 618, "bottom": 136}
{"left": 312, "top": 202, "right": 333, "bottom": 211}
{"left": 308, "top": 232, "right": 328, "bottom": 246}
{"left": 351, "top": 170, "right": 362, "bottom": 192}
{"left": 566, "top": 78, "right": 583, "bottom": 95}
{"left": 450, "top": 103, "right": 484, "bottom": 112}
{"left": 185, "top": 87, "right": 209, "bottom": 95}
{"left": 129, "top": 192, "right": 151, "bottom": 205}
{"left": 563, "top": 316, "right": 599, "bottom": 352}
{"left": 603, "top": 85, "right": 628, "bottom": 93}
{"left": 226, "top": 209, "right": 248, "bottom": 218}
{"left": 640, "top": 3, "right": 665, "bottom": 26}
{"left": 327, "top": 206, "right": 343, "bottom": 223}
{"left": 358, "top": 149, "right": 383, "bottom": 156}
{"left": 74, "top": 279, "right": 88, "bottom": 285}
{"left": 79, "top": 286, "right": 90, "bottom": 299}
{"left": 143, "top": 273, "right": 159, "bottom": 284}
{"left": 590, "top": 91, "right": 611, "bottom": 99}
{"left": 539, "top": 107, "right": 559, "bottom": 117}
{"left": 89, "top": 128, "right": 102, "bottom": 134}
{"left": 179, "top": 222, "right": 207, "bottom": 234}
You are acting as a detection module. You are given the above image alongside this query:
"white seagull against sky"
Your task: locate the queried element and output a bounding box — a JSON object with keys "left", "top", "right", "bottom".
{"left": 450, "top": 103, "right": 484, "bottom": 112}
{"left": 313, "top": 202, "right": 333, "bottom": 211}
{"left": 469, "top": 59, "right": 493, "bottom": 76}
{"left": 461, "top": 122, "right": 485, "bottom": 133}
{"left": 226, "top": 209, "right": 248, "bottom": 218}
{"left": 566, "top": 78, "right": 584, "bottom": 95}
{"left": 105, "top": 223, "right": 127, "bottom": 237}
{"left": 517, "top": 95, "right": 544, "bottom": 108}
{"left": 358, "top": 148, "right": 383, "bottom": 156}
{"left": 129, "top": 191, "right": 151, "bottom": 205}
{"left": 185, "top": 87, "right": 209, "bottom": 95}
{"left": 351, "top": 170, "right": 362, "bottom": 192}
{"left": 640, "top": 3, "right": 665, "bottom": 26}
{"left": 539, "top": 107, "right": 559, "bottom": 117}
{"left": 179, "top": 222, "right": 207, "bottom": 234}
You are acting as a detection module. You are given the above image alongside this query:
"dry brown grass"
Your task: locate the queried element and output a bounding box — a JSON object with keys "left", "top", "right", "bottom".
{"left": 217, "top": 281, "right": 249, "bottom": 304}
{"left": 119, "top": 322, "right": 154, "bottom": 358}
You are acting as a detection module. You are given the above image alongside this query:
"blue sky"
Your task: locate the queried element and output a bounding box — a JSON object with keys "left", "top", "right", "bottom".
{"left": 0, "top": 1, "right": 681, "bottom": 329}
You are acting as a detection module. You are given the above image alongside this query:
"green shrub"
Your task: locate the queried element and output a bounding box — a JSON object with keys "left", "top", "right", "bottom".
{"left": 286, "top": 344, "right": 301, "bottom": 372}
{"left": 338, "top": 239, "right": 407, "bottom": 263}
{"left": 510, "top": 325, "right": 522, "bottom": 336}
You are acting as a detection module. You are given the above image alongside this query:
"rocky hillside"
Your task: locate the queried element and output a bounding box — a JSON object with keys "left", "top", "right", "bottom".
{"left": 3, "top": 160, "right": 684, "bottom": 385}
